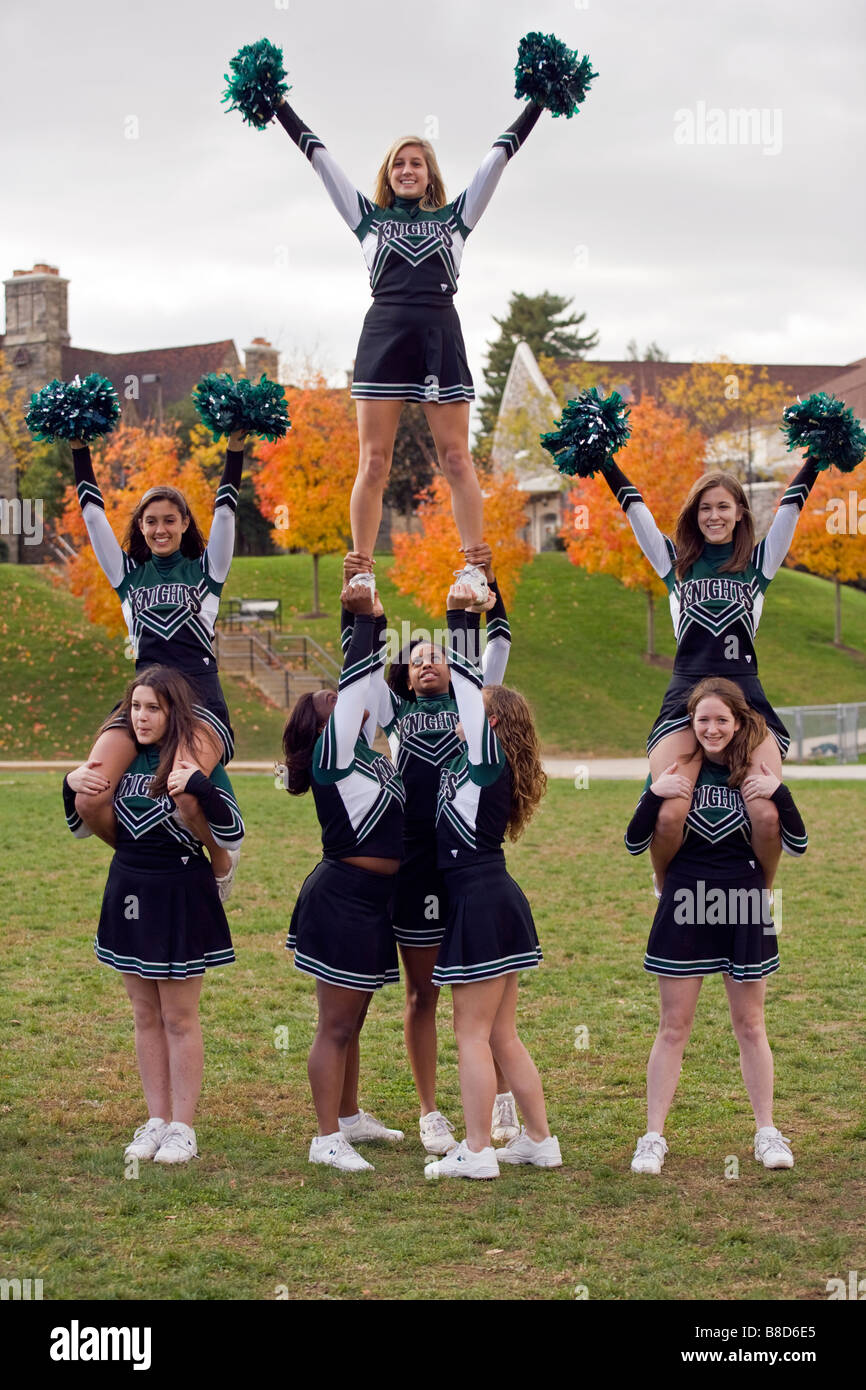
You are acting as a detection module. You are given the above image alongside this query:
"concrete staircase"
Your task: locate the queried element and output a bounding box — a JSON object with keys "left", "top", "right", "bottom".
{"left": 214, "top": 628, "right": 340, "bottom": 710}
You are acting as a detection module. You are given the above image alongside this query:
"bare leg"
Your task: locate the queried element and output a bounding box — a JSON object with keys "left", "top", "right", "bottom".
{"left": 493, "top": 1060, "right": 510, "bottom": 1095}
{"left": 157, "top": 976, "right": 204, "bottom": 1127}
{"left": 352, "top": 399, "right": 404, "bottom": 559}
{"left": 724, "top": 977, "right": 774, "bottom": 1130}
{"left": 123, "top": 974, "right": 171, "bottom": 1119}
{"left": 451, "top": 976, "right": 509, "bottom": 1152}
{"left": 422, "top": 400, "right": 483, "bottom": 551}
{"left": 339, "top": 995, "right": 372, "bottom": 1117}
{"left": 76, "top": 726, "right": 137, "bottom": 845}
{"left": 648, "top": 728, "right": 702, "bottom": 888}
{"left": 400, "top": 945, "right": 442, "bottom": 1116}
{"left": 645, "top": 976, "right": 702, "bottom": 1134}
{"left": 489, "top": 973, "right": 550, "bottom": 1142}
{"left": 744, "top": 736, "right": 783, "bottom": 889}
{"left": 307, "top": 982, "right": 372, "bottom": 1136}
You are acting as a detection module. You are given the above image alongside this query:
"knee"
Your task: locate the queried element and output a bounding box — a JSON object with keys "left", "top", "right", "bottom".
{"left": 161, "top": 1009, "right": 199, "bottom": 1040}
{"left": 317, "top": 1017, "right": 359, "bottom": 1050}
{"left": 437, "top": 446, "right": 473, "bottom": 485}
{"left": 656, "top": 798, "right": 688, "bottom": 834}
{"left": 357, "top": 449, "right": 391, "bottom": 488}
{"left": 658, "top": 1013, "right": 692, "bottom": 1048}
{"left": 749, "top": 799, "right": 779, "bottom": 834}
{"left": 130, "top": 999, "right": 162, "bottom": 1033}
{"left": 405, "top": 980, "right": 438, "bottom": 1018}
{"left": 733, "top": 1014, "right": 767, "bottom": 1049}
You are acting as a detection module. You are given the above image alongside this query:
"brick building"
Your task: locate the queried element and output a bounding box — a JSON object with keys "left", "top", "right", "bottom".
{"left": 0, "top": 263, "right": 279, "bottom": 561}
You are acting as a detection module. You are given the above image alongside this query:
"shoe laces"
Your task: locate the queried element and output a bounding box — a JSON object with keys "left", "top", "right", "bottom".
{"left": 494, "top": 1096, "right": 518, "bottom": 1125}
{"left": 757, "top": 1130, "right": 791, "bottom": 1155}
{"left": 424, "top": 1113, "right": 455, "bottom": 1137}
{"left": 635, "top": 1134, "right": 667, "bottom": 1158}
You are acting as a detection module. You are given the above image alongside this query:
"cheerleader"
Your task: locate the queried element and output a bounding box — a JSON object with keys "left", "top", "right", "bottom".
{"left": 62, "top": 666, "right": 244, "bottom": 1164}
{"left": 68, "top": 434, "right": 246, "bottom": 893}
{"left": 281, "top": 584, "right": 406, "bottom": 1173}
{"left": 601, "top": 458, "right": 818, "bottom": 890}
{"left": 343, "top": 547, "right": 519, "bottom": 1155}
{"left": 625, "top": 677, "right": 807, "bottom": 1175}
{"left": 423, "top": 582, "right": 560, "bottom": 1180}
{"left": 274, "top": 91, "right": 544, "bottom": 588}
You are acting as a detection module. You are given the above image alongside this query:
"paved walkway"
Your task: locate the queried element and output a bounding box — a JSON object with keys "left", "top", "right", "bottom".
{"left": 4, "top": 759, "right": 865, "bottom": 780}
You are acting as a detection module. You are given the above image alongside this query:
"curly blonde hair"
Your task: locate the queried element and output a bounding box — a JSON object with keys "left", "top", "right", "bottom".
{"left": 372, "top": 136, "right": 447, "bottom": 210}
{"left": 484, "top": 686, "right": 547, "bottom": 840}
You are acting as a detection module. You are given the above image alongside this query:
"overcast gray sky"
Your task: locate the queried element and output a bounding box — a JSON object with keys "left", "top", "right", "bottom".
{"left": 3, "top": 0, "right": 864, "bottom": 386}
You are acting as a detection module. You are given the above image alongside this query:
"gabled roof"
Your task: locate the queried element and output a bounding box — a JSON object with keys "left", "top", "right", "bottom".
{"left": 61, "top": 340, "right": 242, "bottom": 414}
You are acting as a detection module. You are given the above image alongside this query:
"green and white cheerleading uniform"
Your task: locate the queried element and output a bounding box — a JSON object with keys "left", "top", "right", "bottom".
{"left": 342, "top": 586, "right": 512, "bottom": 947}
{"left": 286, "top": 613, "right": 405, "bottom": 992}
{"left": 276, "top": 99, "right": 542, "bottom": 401}
{"left": 626, "top": 760, "right": 807, "bottom": 981}
{"left": 430, "top": 609, "right": 542, "bottom": 986}
{"left": 603, "top": 458, "right": 820, "bottom": 756}
{"left": 73, "top": 446, "right": 242, "bottom": 761}
{"left": 63, "top": 750, "right": 244, "bottom": 979}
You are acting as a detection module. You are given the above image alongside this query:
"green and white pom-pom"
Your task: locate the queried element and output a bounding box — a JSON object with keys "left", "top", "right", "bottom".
{"left": 193, "top": 373, "right": 290, "bottom": 441}
{"left": 781, "top": 392, "right": 866, "bottom": 473}
{"left": 25, "top": 373, "right": 120, "bottom": 443}
{"left": 540, "top": 389, "right": 631, "bottom": 477}
{"left": 514, "top": 31, "right": 597, "bottom": 118}
{"left": 222, "top": 38, "right": 289, "bottom": 129}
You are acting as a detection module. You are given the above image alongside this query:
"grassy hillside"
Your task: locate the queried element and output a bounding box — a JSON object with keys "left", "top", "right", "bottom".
{"left": 1, "top": 556, "right": 864, "bottom": 759}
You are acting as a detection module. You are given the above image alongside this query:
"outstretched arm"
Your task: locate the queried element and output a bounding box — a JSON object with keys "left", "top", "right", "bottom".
{"left": 757, "top": 458, "right": 821, "bottom": 580}
{"left": 275, "top": 99, "right": 369, "bottom": 234}
{"left": 601, "top": 460, "right": 677, "bottom": 583}
{"left": 446, "top": 601, "right": 505, "bottom": 780}
{"left": 204, "top": 437, "right": 245, "bottom": 583}
{"left": 321, "top": 598, "right": 379, "bottom": 771}
{"left": 481, "top": 580, "right": 511, "bottom": 686}
{"left": 457, "top": 103, "right": 543, "bottom": 231}
{"left": 70, "top": 443, "right": 126, "bottom": 588}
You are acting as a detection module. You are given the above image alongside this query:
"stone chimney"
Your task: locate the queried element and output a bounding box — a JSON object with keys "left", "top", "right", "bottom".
{"left": 243, "top": 336, "right": 279, "bottom": 382}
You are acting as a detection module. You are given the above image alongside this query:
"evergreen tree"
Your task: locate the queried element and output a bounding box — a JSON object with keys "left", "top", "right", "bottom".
{"left": 476, "top": 292, "right": 598, "bottom": 446}
{"left": 626, "top": 339, "right": 669, "bottom": 362}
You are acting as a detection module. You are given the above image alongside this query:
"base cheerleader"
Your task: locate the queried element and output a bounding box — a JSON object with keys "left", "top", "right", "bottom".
{"left": 601, "top": 455, "right": 818, "bottom": 890}
{"left": 63, "top": 666, "right": 244, "bottom": 1164}
{"left": 624, "top": 677, "right": 808, "bottom": 1175}
{"left": 281, "top": 584, "right": 405, "bottom": 1172}
{"left": 67, "top": 432, "right": 248, "bottom": 895}
{"left": 423, "top": 582, "right": 560, "bottom": 1180}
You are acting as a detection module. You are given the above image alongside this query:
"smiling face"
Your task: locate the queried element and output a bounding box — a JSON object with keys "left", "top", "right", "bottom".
{"left": 130, "top": 685, "right": 169, "bottom": 745}
{"left": 407, "top": 643, "right": 450, "bottom": 697}
{"left": 389, "top": 143, "right": 428, "bottom": 200}
{"left": 693, "top": 695, "right": 740, "bottom": 758}
{"left": 696, "top": 484, "right": 742, "bottom": 545}
{"left": 138, "top": 497, "right": 190, "bottom": 556}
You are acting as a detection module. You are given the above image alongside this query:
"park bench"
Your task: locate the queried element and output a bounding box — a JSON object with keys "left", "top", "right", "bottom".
{"left": 222, "top": 597, "right": 282, "bottom": 630}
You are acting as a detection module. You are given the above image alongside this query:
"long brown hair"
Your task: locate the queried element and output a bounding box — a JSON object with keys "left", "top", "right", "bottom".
{"left": 674, "top": 473, "right": 754, "bottom": 579}
{"left": 687, "top": 677, "right": 767, "bottom": 787}
{"left": 372, "top": 136, "right": 447, "bottom": 211}
{"left": 100, "top": 665, "right": 203, "bottom": 797}
{"left": 122, "top": 486, "right": 206, "bottom": 563}
{"left": 484, "top": 686, "right": 547, "bottom": 840}
{"left": 281, "top": 692, "right": 321, "bottom": 795}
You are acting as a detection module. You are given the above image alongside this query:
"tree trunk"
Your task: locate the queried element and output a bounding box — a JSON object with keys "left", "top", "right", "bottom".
{"left": 312, "top": 553, "right": 320, "bottom": 616}
{"left": 646, "top": 591, "right": 656, "bottom": 659}
{"left": 834, "top": 577, "right": 842, "bottom": 646}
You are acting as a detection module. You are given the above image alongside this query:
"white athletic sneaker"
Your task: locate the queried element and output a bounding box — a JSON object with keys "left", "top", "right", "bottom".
{"left": 215, "top": 847, "right": 242, "bottom": 903}
{"left": 425, "top": 1139, "right": 499, "bottom": 1180}
{"left": 153, "top": 1121, "right": 198, "bottom": 1165}
{"left": 123, "top": 1118, "right": 169, "bottom": 1161}
{"left": 630, "top": 1131, "right": 668, "bottom": 1175}
{"left": 452, "top": 564, "right": 489, "bottom": 607}
{"left": 419, "top": 1110, "right": 457, "bottom": 1155}
{"left": 754, "top": 1127, "right": 794, "bottom": 1169}
{"left": 491, "top": 1092, "right": 520, "bottom": 1143}
{"left": 338, "top": 1110, "right": 404, "bottom": 1143}
{"left": 495, "top": 1127, "right": 562, "bottom": 1168}
{"left": 309, "top": 1133, "right": 374, "bottom": 1172}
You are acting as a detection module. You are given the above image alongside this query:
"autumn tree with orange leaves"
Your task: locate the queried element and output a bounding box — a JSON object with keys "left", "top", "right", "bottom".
{"left": 58, "top": 425, "right": 218, "bottom": 641}
{"left": 561, "top": 397, "right": 706, "bottom": 659}
{"left": 390, "top": 470, "right": 532, "bottom": 616}
{"left": 787, "top": 469, "right": 866, "bottom": 648}
{"left": 253, "top": 378, "right": 356, "bottom": 616}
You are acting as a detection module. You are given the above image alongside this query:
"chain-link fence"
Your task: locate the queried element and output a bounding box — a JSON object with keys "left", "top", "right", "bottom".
{"left": 776, "top": 703, "right": 866, "bottom": 764}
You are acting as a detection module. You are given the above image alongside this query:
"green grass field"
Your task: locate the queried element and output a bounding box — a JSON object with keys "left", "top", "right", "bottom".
{"left": 1, "top": 556, "right": 864, "bottom": 760}
{"left": 1, "top": 776, "right": 863, "bottom": 1302}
